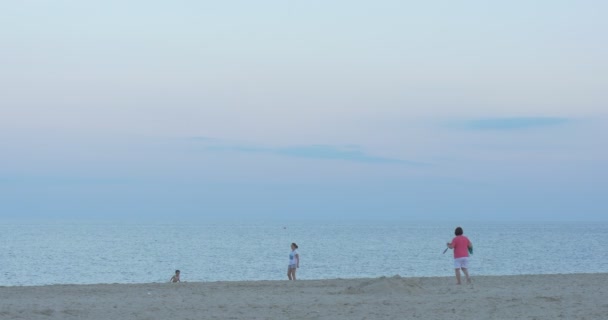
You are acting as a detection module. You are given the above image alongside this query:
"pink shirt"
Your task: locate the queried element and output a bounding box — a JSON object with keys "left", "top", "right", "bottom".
{"left": 451, "top": 235, "right": 471, "bottom": 258}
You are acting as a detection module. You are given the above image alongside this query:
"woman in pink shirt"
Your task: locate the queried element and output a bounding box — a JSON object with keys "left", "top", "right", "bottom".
{"left": 447, "top": 226, "right": 473, "bottom": 285}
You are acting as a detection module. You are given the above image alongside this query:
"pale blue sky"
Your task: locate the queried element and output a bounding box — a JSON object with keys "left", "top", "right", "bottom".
{"left": 1, "top": 1, "right": 606, "bottom": 221}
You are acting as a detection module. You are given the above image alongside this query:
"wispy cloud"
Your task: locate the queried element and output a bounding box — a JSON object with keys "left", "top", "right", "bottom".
{"left": 0, "top": 174, "right": 134, "bottom": 186}
{"left": 192, "top": 139, "right": 423, "bottom": 165}
{"left": 460, "top": 117, "right": 571, "bottom": 130}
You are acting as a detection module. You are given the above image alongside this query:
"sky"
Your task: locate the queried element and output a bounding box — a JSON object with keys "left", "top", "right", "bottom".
{"left": 1, "top": 0, "right": 606, "bottom": 221}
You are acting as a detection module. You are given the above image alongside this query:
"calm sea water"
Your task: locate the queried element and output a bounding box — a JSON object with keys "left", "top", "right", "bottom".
{"left": 0, "top": 221, "right": 606, "bottom": 286}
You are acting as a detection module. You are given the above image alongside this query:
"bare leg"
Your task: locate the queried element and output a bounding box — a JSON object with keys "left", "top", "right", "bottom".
{"left": 287, "top": 267, "right": 292, "bottom": 280}
{"left": 454, "top": 268, "right": 462, "bottom": 285}
{"left": 292, "top": 268, "right": 297, "bottom": 281}
{"left": 462, "top": 267, "right": 471, "bottom": 283}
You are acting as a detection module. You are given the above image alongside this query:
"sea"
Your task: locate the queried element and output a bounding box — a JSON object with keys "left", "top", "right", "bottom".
{"left": 1, "top": 221, "right": 606, "bottom": 286}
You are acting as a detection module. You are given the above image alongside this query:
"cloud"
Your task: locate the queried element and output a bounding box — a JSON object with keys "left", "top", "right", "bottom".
{"left": 0, "top": 174, "right": 135, "bottom": 186}
{"left": 193, "top": 139, "right": 423, "bottom": 165}
{"left": 461, "top": 117, "right": 571, "bottom": 130}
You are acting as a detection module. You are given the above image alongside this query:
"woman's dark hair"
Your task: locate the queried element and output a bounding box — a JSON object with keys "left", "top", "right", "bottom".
{"left": 291, "top": 242, "right": 298, "bottom": 249}
{"left": 455, "top": 227, "right": 463, "bottom": 236}
{"left": 175, "top": 270, "right": 180, "bottom": 273}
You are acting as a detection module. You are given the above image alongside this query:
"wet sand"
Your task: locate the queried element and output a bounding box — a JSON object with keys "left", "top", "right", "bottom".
{"left": 1, "top": 273, "right": 607, "bottom": 319}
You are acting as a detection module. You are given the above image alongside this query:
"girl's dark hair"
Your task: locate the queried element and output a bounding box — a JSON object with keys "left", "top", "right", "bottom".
{"left": 292, "top": 242, "right": 298, "bottom": 249}
{"left": 176, "top": 270, "right": 180, "bottom": 273}
{"left": 455, "top": 227, "right": 463, "bottom": 236}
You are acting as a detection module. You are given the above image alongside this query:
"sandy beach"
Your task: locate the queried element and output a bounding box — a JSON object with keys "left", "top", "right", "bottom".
{"left": 1, "top": 273, "right": 606, "bottom": 319}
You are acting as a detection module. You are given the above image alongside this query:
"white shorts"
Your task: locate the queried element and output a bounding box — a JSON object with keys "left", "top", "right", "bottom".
{"left": 454, "top": 257, "right": 469, "bottom": 269}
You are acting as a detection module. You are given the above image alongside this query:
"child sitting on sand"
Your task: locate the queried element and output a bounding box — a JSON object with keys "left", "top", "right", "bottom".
{"left": 170, "top": 270, "right": 180, "bottom": 283}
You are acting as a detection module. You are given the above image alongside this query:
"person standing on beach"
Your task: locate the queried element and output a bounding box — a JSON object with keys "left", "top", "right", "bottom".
{"left": 287, "top": 243, "right": 300, "bottom": 280}
{"left": 170, "top": 270, "right": 181, "bottom": 283}
{"left": 447, "top": 227, "right": 472, "bottom": 285}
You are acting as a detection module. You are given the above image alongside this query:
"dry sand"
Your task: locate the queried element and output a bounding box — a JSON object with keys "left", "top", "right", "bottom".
{"left": 1, "top": 273, "right": 607, "bottom": 319}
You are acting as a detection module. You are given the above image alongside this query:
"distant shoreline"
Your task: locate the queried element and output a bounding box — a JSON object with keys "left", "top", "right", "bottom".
{"left": 1, "top": 271, "right": 607, "bottom": 288}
